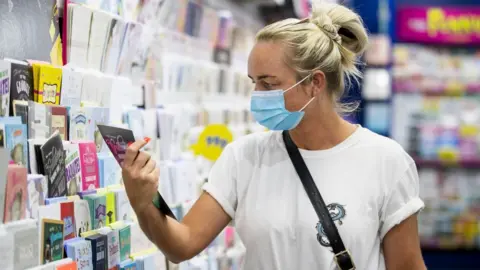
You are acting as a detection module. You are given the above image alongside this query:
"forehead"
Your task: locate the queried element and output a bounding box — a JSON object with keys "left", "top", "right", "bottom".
{"left": 248, "top": 41, "right": 291, "bottom": 76}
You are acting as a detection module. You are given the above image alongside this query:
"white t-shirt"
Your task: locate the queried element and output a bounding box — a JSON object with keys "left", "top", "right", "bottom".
{"left": 203, "top": 127, "right": 424, "bottom": 270}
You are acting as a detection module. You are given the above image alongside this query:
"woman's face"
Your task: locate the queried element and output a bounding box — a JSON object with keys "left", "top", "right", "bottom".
{"left": 248, "top": 41, "right": 318, "bottom": 113}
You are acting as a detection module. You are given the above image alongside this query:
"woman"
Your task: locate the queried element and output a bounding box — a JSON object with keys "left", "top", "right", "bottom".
{"left": 122, "top": 2, "right": 426, "bottom": 269}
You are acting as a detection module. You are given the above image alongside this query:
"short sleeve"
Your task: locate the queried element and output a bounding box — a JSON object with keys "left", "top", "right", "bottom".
{"left": 202, "top": 144, "right": 238, "bottom": 219}
{"left": 379, "top": 161, "right": 425, "bottom": 240}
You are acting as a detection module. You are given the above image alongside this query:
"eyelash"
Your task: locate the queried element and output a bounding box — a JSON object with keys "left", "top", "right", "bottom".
{"left": 262, "top": 81, "right": 274, "bottom": 89}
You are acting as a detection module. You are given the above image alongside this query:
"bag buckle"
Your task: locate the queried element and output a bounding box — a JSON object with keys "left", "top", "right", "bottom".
{"left": 334, "top": 250, "right": 355, "bottom": 270}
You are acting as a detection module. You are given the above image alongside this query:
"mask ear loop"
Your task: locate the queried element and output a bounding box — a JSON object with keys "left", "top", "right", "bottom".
{"left": 283, "top": 74, "right": 311, "bottom": 93}
{"left": 299, "top": 97, "right": 316, "bottom": 112}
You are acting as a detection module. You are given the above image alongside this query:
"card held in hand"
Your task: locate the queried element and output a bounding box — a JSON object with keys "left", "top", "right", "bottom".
{"left": 96, "top": 125, "right": 176, "bottom": 220}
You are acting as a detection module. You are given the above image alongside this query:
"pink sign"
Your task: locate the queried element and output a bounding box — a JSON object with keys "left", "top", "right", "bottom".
{"left": 292, "top": 0, "right": 311, "bottom": 18}
{"left": 397, "top": 6, "right": 480, "bottom": 45}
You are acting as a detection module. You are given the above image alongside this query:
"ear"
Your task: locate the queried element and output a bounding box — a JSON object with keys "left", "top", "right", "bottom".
{"left": 310, "top": 70, "right": 327, "bottom": 97}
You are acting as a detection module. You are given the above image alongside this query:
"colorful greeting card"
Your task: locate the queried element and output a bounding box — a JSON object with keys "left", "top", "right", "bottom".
{"left": 96, "top": 125, "right": 135, "bottom": 166}
{"left": 4, "top": 165, "right": 27, "bottom": 223}
{"left": 78, "top": 142, "right": 100, "bottom": 191}
{"left": 41, "top": 219, "right": 65, "bottom": 264}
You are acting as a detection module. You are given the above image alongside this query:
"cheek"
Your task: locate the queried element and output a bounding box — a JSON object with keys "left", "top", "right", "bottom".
{"left": 284, "top": 90, "right": 307, "bottom": 112}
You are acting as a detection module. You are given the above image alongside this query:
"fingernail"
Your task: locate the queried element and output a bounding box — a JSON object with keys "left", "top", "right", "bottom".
{"left": 127, "top": 142, "right": 133, "bottom": 147}
{"left": 144, "top": 137, "right": 151, "bottom": 143}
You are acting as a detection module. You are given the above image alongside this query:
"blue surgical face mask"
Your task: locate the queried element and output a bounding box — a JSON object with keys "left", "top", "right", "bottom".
{"left": 250, "top": 76, "right": 315, "bottom": 131}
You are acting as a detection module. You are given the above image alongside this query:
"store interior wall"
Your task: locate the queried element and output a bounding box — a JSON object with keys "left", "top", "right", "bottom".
{"left": 352, "top": 0, "right": 480, "bottom": 268}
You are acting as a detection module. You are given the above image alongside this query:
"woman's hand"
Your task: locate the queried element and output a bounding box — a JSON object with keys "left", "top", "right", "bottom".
{"left": 122, "top": 139, "right": 159, "bottom": 212}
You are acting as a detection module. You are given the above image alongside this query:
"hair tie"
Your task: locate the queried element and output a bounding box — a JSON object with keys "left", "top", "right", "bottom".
{"left": 305, "top": 16, "right": 342, "bottom": 44}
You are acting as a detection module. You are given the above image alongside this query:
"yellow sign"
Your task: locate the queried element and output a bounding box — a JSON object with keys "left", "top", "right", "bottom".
{"left": 428, "top": 8, "right": 480, "bottom": 37}
{"left": 191, "top": 124, "right": 233, "bottom": 161}
{"left": 438, "top": 147, "right": 459, "bottom": 164}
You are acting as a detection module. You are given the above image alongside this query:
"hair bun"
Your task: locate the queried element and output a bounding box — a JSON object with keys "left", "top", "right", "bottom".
{"left": 310, "top": 1, "right": 368, "bottom": 55}
{"left": 310, "top": 15, "right": 342, "bottom": 44}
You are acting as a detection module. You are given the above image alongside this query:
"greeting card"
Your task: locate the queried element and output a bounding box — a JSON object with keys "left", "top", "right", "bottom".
{"left": 83, "top": 194, "right": 107, "bottom": 230}
{"left": 60, "top": 202, "right": 76, "bottom": 240}
{"left": 113, "top": 189, "right": 132, "bottom": 222}
{"left": 69, "top": 106, "right": 88, "bottom": 141}
{"left": 5, "top": 124, "right": 28, "bottom": 167}
{"left": 41, "top": 132, "right": 67, "bottom": 198}
{"left": 13, "top": 225, "right": 39, "bottom": 269}
{"left": 26, "top": 174, "right": 48, "bottom": 219}
{"left": 74, "top": 200, "right": 91, "bottom": 237}
{"left": 64, "top": 142, "right": 82, "bottom": 196}
{"left": 41, "top": 219, "right": 64, "bottom": 264}
{"left": 3, "top": 165, "right": 27, "bottom": 223}
{"left": 78, "top": 142, "right": 100, "bottom": 191}
{"left": 64, "top": 239, "right": 93, "bottom": 270}
{"left": 50, "top": 106, "right": 68, "bottom": 140}
{"left": 38, "top": 65, "right": 62, "bottom": 105}
{"left": 86, "top": 107, "right": 110, "bottom": 153}
{"left": 97, "top": 125, "right": 135, "bottom": 166}
{"left": 0, "top": 60, "right": 11, "bottom": 117}
{"left": 9, "top": 62, "right": 34, "bottom": 115}
{"left": 85, "top": 234, "right": 107, "bottom": 270}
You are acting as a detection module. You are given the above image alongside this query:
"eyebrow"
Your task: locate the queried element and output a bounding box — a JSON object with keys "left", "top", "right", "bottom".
{"left": 248, "top": 74, "right": 276, "bottom": 80}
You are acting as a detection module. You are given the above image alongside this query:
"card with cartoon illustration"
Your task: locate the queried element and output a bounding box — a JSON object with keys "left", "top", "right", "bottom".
{"left": 3, "top": 165, "right": 27, "bottom": 223}
{"left": 74, "top": 200, "right": 91, "bottom": 238}
{"left": 41, "top": 218, "right": 64, "bottom": 264}
{"left": 5, "top": 124, "right": 28, "bottom": 167}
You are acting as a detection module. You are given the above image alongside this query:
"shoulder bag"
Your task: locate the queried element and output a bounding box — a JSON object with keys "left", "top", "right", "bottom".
{"left": 282, "top": 131, "right": 355, "bottom": 270}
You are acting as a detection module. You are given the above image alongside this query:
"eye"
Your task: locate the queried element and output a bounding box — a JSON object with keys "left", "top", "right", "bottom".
{"left": 262, "top": 81, "right": 273, "bottom": 89}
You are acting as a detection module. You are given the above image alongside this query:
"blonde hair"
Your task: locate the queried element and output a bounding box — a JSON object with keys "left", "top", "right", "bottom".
{"left": 256, "top": 1, "right": 368, "bottom": 113}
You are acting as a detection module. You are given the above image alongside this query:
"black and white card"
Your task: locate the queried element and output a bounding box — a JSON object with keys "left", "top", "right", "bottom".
{"left": 40, "top": 132, "right": 67, "bottom": 197}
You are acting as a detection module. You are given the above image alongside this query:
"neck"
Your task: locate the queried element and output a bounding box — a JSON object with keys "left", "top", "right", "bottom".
{"left": 289, "top": 109, "right": 357, "bottom": 151}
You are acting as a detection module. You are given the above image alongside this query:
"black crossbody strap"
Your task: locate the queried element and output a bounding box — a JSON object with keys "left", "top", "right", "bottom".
{"left": 282, "top": 131, "right": 355, "bottom": 270}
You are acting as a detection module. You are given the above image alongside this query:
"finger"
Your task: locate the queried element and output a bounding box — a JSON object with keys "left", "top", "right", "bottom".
{"left": 141, "top": 158, "right": 156, "bottom": 174}
{"left": 124, "top": 139, "right": 148, "bottom": 168}
{"left": 133, "top": 151, "right": 151, "bottom": 170}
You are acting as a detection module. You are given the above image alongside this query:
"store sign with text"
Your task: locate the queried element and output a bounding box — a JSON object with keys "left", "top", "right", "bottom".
{"left": 397, "top": 6, "right": 480, "bottom": 45}
{"left": 292, "top": 0, "right": 342, "bottom": 18}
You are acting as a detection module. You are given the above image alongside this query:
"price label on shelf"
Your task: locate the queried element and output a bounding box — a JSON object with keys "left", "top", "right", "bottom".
{"left": 192, "top": 124, "right": 233, "bottom": 161}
